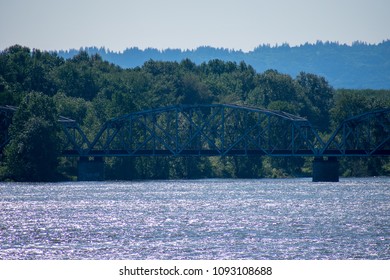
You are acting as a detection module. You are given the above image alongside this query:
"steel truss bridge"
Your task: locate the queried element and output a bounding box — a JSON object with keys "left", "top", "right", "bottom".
{"left": 1, "top": 104, "right": 390, "bottom": 158}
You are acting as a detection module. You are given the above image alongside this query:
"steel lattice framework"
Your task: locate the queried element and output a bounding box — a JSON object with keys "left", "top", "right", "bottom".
{"left": 1, "top": 104, "right": 390, "bottom": 158}
{"left": 322, "top": 108, "right": 390, "bottom": 156}
{"left": 0, "top": 105, "right": 90, "bottom": 154}
{"left": 58, "top": 116, "right": 91, "bottom": 155}
{"left": 67, "top": 104, "right": 325, "bottom": 157}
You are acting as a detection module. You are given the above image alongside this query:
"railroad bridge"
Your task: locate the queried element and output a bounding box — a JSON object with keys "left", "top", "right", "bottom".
{"left": 1, "top": 104, "right": 390, "bottom": 181}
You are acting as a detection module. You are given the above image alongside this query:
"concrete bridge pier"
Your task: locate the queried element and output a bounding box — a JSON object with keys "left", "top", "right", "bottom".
{"left": 312, "top": 157, "right": 339, "bottom": 182}
{"left": 78, "top": 157, "right": 105, "bottom": 181}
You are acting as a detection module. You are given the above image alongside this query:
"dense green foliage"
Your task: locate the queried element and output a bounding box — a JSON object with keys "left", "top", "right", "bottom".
{"left": 58, "top": 40, "right": 390, "bottom": 89}
{"left": 1, "top": 45, "right": 390, "bottom": 181}
{"left": 2, "top": 92, "right": 61, "bottom": 181}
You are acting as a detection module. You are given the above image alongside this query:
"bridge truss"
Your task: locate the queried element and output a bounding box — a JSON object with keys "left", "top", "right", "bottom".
{"left": 63, "top": 104, "right": 325, "bottom": 157}
{"left": 322, "top": 108, "right": 390, "bottom": 156}
{"left": 0, "top": 105, "right": 90, "bottom": 154}
{"left": 2, "top": 104, "right": 390, "bottom": 158}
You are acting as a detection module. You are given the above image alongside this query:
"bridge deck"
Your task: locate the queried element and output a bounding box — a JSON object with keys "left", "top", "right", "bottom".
{"left": 61, "top": 149, "right": 390, "bottom": 157}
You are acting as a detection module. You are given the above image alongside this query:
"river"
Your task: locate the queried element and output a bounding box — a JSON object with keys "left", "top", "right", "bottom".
{"left": 0, "top": 178, "right": 389, "bottom": 259}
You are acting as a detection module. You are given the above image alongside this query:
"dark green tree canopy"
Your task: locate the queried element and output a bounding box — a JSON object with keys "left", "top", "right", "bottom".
{"left": 3, "top": 92, "right": 61, "bottom": 181}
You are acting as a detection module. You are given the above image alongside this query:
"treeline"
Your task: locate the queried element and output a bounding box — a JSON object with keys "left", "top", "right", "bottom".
{"left": 0, "top": 45, "right": 390, "bottom": 181}
{"left": 58, "top": 40, "right": 390, "bottom": 89}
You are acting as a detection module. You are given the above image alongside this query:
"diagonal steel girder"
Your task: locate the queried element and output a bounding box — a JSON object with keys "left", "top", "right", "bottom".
{"left": 84, "top": 104, "right": 324, "bottom": 157}
{"left": 321, "top": 108, "right": 390, "bottom": 156}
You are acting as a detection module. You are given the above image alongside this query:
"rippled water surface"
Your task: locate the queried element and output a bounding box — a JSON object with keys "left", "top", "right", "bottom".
{"left": 1, "top": 178, "right": 389, "bottom": 259}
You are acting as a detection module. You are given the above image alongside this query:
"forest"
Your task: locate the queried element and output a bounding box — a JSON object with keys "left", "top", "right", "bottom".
{"left": 1, "top": 44, "right": 390, "bottom": 181}
{"left": 58, "top": 40, "right": 390, "bottom": 89}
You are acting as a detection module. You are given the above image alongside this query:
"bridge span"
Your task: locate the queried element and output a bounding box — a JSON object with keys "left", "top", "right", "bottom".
{"left": 2, "top": 104, "right": 390, "bottom": 182}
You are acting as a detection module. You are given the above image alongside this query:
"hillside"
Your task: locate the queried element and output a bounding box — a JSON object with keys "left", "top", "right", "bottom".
{"left": 58, "top": 40, "right": 390, "bottom": 89}
{"left": 1, "top": 45, "right": 390, "bottom": 180}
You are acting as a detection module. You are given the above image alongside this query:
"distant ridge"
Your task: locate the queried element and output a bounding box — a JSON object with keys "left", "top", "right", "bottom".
{"left": 57, "top": 40, "right": 390, "bottom": 89}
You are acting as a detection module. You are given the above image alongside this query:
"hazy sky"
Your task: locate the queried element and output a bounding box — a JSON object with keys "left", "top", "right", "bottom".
{"left": 1, "top": 0, "right": 389, "bottom": 52}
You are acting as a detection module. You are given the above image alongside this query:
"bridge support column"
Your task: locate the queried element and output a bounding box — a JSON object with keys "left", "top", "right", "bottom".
{"left": 78, "top": 157, "right": 105, "bottom": 181}
{"left": 312, "top": 157, "right": 339, "bottom": 182}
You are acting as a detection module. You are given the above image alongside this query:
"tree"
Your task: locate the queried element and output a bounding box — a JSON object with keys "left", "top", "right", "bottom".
{"left": 177, "top": 73, "right": 213, "bottom": 104}
{"left": 257, "top": 70, "right": 299, "bottom": 109}
{"left": 3, "top": 92, "right": 61, "bottom": 181}
{"left": 0, "top": 45, "right": 32, "bottom": 87}
{"left": 296, "top": 72, "right": 334, "bottom": 132}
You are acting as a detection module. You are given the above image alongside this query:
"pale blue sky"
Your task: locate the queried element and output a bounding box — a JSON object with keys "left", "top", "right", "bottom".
{"left": 1, "top": 0, "right": 389, "bottom": 52}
